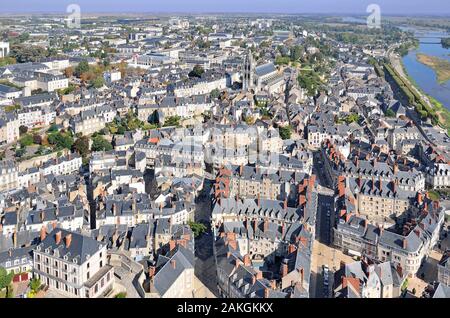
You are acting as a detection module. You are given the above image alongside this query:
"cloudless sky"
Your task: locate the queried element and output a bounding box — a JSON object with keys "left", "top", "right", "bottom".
{"left": 1, "top": 0, "right": 449, "bottom": 15}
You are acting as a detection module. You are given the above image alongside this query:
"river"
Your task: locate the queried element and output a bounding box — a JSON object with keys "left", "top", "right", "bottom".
{"left": 400, "top": 26, "right": 450, "bottom": 110}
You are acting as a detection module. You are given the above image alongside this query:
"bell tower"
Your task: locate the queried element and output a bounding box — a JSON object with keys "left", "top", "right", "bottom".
{"left": 243, "top": 50, "right": 255, "bottom": 91}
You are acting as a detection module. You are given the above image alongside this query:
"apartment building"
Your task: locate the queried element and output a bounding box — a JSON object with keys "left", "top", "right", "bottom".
{"left": 33, "top": 228, "right": 114, "bottom": 298}
{"left": 437, "top": 251, "right": 450, "bottom": 287}
{"left": 0, "top": 160, "right": 18, "bottom": 192}
{"left": 0, "top": 115, "right": 20, "bottom": 144}
{"left": 41, "top": 154, "right": 82, "bottom": 176}
{"left": 70, "top": 109, "right": 106, "bottom": 136}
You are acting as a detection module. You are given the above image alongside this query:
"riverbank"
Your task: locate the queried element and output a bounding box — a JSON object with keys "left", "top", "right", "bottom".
{"left": 384, "top": 58, "right": 450, "bottom": 134}
{"left": 398, "top": 54, "right": 450, "bottom": 133}
{"left": 416, "top": 53, "right": 450, "bottom": 84}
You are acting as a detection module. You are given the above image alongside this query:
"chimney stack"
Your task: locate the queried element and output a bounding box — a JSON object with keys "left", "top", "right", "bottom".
{"left": 256, "top": 271, "right": 263, "bottom": 280}
{"left": 417, "top": 193, "right": 423, "bottom": 205}
{"left": 169, "top": 239, "right": 176, "bottom": 251}
{"left": 65, "top": 234, "right": 72, "bottom": 248}
{"left": 403, "top": 238, "right": 407, "bottom": 250}
{"left": 288, "top": 244, "right": 296, "bottom": 254}
{"left": 300, "top": 268, "right": 304, "bottom": 286}
{"left": 243, "top": 254, "right": 251, "bottom": 266}
{"left": 148, "top": 265, "right": 156, "bottom": 278}
{"left": 170, "top": 259, "right": 176, "bottom": 269}
{"left": 40, "top": 226, "right": 47, "bottom": 242}
{"left": 55, "top": 231, "right": 62, "bottom": 244}
{"left": 283, "top": 198, "right": 288, "bottom": 210}
{"left": 281, "top": 262, "right": 288, "bottom": 277}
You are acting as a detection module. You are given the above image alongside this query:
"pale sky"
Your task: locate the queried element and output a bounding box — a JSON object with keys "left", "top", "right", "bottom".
{"left": 1, "top": 0, "right": 449, "bottom": 15}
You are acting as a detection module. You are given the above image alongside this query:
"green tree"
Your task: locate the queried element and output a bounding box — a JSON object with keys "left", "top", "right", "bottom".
{"left": 10, "top": 44, "right": 48, "bottom": 63}
{"left": 188, "top": 65, "right": 205, "bottom": 78}
{"left": 48, "top": 132, "right": 74, "bottom": 150}
{"left": 163, "top": 116, "right": 181, "bottom": 127}
{"left": 47, "top": 124, "right": 59, "bottom": 133}
{"left": 0, "top": 267, "right": 13, "bottom": 296}
{"left": 279, "top": 126, "right": 292, "bottom": 140}
{"left": 210, "top": 88, "right": 221, "bottom": 100}
{"left": 385, "top": 109, "right": 396, "bottom": 117}
{"left": 29, "top": 278, "right": 41, "bottom": 292}
{"left": 90, "top": 76, "right": 105, "bottom": 89}
{"left": 73, "top": 136, "right": 90, "bottom": 157}
{"left": 91, "top": 135, "right": 113, "bottom": 152}
{"left": 20, "top": 134, "right": 34, "bottom": 147}
{"left": 188, "top": 221, "right": 207, "bottom": 238}
{"left": 74, "top": 60, "right": 90, "bottom": 77}
{"left": 275, "top": 56, "right": 290, "bottom": 66}
{"left": 290, "top": 45, "right": 303, "bottom": 62}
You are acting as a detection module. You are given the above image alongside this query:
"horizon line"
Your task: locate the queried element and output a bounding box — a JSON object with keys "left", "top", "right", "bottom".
{"left": 1, "top": 11, "right": 450, "bottom": 17}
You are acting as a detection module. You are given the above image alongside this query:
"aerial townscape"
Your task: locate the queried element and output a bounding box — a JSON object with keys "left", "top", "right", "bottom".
{"left": 0, "top": 2, "right": 449, "bottom": 301}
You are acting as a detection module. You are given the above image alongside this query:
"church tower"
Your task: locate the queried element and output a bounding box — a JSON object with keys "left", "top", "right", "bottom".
{"left": 243, "top": 50, "right": 255, "bottom": 91}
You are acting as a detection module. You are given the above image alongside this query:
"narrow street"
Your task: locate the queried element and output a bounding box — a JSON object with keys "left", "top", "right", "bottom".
{"left": 309, "top": 150, "right": 354, "bottom": 298}
{"left": 193, "top": 178, "right": 219, "bottom": 297}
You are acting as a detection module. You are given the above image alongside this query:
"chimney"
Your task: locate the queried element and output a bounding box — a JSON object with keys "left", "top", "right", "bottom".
{"left": 271, "top": 280, "right": 276, "bottom": 289}
{"left": 169, "top": 239, "right": 176, "bottom": 251}
{"left": 148, "top": 265, "right": 156, "bottom": 278}
{"left": 40, "top": 226, "right": 47, "bottom": 242}
{"left": 300, "top": 268, "right": 304, "bottom": 286}
{"left": 417, "top": 193, "right": 423, "bottom": 205}
{"left": 288, "top": 244, "right": 296, "bottom": 254}
{"left": 8, "top": 249, "right": 12, "bottom": 257}
{"left": 65, "top": 234, "right": 72, "bottom": 248}
{"left": 9, "top": 231, "right": 18, "bottom": 251}
{"left": 240, "top": 164, "right": 244, "bottom": 176}
{"left": 281, "top": 262, "right": 288, "bottom": 277}
{"left": 52, "top": 221, "right": 57, "bottom": 229}
{"left": 256, "top": 271, "right": 263, "bottom": 280}
{"left": 55, "top": 231, "right": 62, "bottom": 245}
{"left": 264, "top": 288, "right": 270, "bottom": 298}
{"left": 257, "top": 194, "right": 260, "bottom": 207}
{"left": 402, "top": 238, "right": 407, "bottom": 250}
{"left": 170, "top": 259, "right": 176, "bottom": 269}
{"left": 283, "top": 198, "right": 288, "bottom": 210}
{"left": 228, "top": 240, "right": 237, "bottom": 250}
{"left": 243, "top": 254, "right": 251, "bottom": 266}
{"left": 393, "top": 163, "right": 398, "bottom": 174}
{"left": 396, "top": 264, "right": 403, "bottom": 278}
{"left": 263, "top": 218, "right": 269, "bottom": 232}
